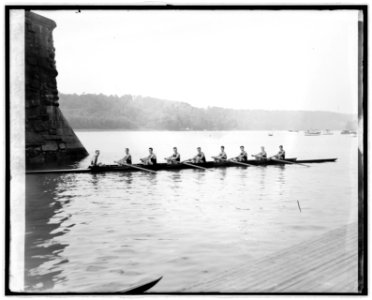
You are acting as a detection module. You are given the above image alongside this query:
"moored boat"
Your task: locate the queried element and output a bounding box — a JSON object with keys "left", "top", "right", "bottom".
{"left": 26, "top": 158, "right": 338, "bottom": 175}
{"left": 305, "top": 130, "right": 321, "bottom": 136}
{"left": 322, "top": 129, "right": 333, "bottom": 135}
{"left": 341, "top": 129, "right": 351, "bottom": 134}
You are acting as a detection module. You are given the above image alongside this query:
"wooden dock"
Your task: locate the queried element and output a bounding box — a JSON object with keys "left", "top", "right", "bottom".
{"left": 184, "top": 222, "right": 358, "bottom": 293}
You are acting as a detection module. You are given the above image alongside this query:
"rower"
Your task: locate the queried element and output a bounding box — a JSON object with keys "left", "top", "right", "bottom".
{"left": 140, "top": 147, "right": 157, "bottom": 165}
{"left": 165, "top": 147, "right": 180, "bottom": 164}
{"left": 90, "top": 150, "right": 100, "bottom": 166}
{"left": 231, "top": 146, "right": 248, "bottom": 162}
{"left": 117, "top": 148, "right": 132, "bottom": 165}
{"left": 212, "top": 146, "right": 227, "bottom": 162}
{"left": 191, "top": 147, "right": 206, "bottom": 163}
{"left": 270, "top": 145, "right": 286, "bottom": 160}
{"left": 252, "top": 146, "right": 267, "bottom": 160}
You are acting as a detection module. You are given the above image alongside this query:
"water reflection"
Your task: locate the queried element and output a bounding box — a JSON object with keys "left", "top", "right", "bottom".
{"left": 147, "top": 172, "right": 158, "bottom": 185}
{"left": 217, "top": 168, "right": 227, "bottom": 181}
{"left": 257, "top": 167, "right": 267, "bottom": 203}
{"left": 276, "top": 165, "right": 286, "bottom": 196}
{"left": 25, "top": 175, "right": 70, "bottom": 291}
{"left": 168, "top": 171, "right": 182, "bottom": 190}
{"left": 192, "top": 169, "right": 206, "bottom": 185}
{"left": 90, "top": 173, "right": 106, "bottom": 190}
{"left": 116, "top": 173, "right": 134, "bottom": 188}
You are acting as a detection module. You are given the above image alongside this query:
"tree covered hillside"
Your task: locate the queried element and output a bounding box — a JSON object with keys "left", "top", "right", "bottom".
{"left": 59, "top": 93, "right": 357, "bottom": 131}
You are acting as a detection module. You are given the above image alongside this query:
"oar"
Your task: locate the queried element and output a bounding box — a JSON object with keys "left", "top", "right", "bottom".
{"left": 114, "top": 161, "right": 156, "bottom": 173}
{"left": 228, "top": 158, "right": 256, "bottom": 167}
{"left": 271, "top": 158, "right": 310, "bottom": 167}
{"left": 181, "top": 159, "right": 210, "bottom": 171}
{"left": 182, "top": 161, "right": 209, "bottom": 171}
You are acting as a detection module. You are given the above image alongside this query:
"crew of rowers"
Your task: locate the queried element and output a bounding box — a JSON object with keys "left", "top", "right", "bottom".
{"left": 91, "top": 145, "right": 286, "bottom": 167}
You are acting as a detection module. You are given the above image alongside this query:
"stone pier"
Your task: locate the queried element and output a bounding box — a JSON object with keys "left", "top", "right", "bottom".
{"left": 25, "top": 11, "right": 88, "bottom": 166}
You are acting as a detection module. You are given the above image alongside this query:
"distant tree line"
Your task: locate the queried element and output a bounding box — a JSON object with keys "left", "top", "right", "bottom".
{"left": 59, "top": 93, "right": 357, "bottom": 131}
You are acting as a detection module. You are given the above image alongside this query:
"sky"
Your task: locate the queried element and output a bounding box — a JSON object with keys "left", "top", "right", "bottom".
{"left": 34, "top": 9, "right": 359, "bottom": 114}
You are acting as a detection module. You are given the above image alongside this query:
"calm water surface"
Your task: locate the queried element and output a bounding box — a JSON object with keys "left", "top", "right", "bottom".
{"left": 25, "top": 131, "right": 358, "bottom": 292}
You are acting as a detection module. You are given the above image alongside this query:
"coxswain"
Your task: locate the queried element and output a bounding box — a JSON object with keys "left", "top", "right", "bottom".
{"left": 191, "top": 147, "right": 206, "bottom": 163}
{"left": 231, "top": 146, "right": 248, "bottom": 162}
{"left": 252, "top": 146, "right": 267, "bottom": 160}
{"left": 212, "top": 146, "right": 227, "bottom": 162}
{"left": 165, "top": 147, "right": 181, "bottom": 164}
{"left": 90, "top": 150, "right": 101, "bottom": 167}
{"left": 271, "top": 145, "right": 286, "bottom": 160}
{"left": 116, "top": 148, "right": 132, "bottom": 165}
{"left": 140, "top": 147, "right": 157, "bottom": 165}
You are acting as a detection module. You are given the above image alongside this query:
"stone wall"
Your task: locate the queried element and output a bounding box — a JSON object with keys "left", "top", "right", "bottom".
{"left": 25, "top": 11, "right": 88, "bottom": 166}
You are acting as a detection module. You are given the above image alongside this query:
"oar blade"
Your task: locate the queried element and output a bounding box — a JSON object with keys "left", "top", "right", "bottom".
{"left": 183, "top": 162, "right": 209, "bottom": 170}
{"left": 272, "top": 158, "right": 310, "bottom": 167}
{"left": 227, "top": 159, "right": 255, "bottom": 167}
{"left": 120, "top": 162, "right": 157, "bottom": 173}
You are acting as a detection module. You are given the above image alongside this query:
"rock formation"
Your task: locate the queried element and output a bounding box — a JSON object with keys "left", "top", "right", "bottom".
{"left": 25, "top": 11, "right": 88, "bottom": 166}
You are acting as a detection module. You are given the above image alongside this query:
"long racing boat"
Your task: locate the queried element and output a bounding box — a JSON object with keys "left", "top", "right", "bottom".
{"left": 26, "top": 158, "right": 337, "bottom": 175}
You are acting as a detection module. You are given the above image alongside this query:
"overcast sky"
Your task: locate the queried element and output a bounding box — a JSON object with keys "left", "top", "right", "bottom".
{"left": 34, "top": 9, "right": 358, "bottom": 114}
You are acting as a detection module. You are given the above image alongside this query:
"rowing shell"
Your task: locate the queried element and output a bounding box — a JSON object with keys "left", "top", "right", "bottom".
{"left": 26, "top": 158, "right": 337, "bottom": 175}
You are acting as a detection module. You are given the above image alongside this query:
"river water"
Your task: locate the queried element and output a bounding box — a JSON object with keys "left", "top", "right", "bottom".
{"left": 25, "top": 130, "right": 358, "bottom": 292}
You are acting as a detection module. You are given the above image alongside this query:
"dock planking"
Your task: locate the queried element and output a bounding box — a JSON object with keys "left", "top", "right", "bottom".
{"left": 184, "top": 222, "right": 358, "bottom": 293}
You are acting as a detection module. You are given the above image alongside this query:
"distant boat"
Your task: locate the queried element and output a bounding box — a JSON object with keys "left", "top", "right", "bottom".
{"left": 268, "top": 133, "right": 273, "bottom": 136}
{"left": 305, "top": 130, "right": 321, "bottom": 136}
{"left": 322, "top": 129, "right": 334, "bottom": 135}
{"left": 341, "top": 130, "right": 352, "bottom": 134}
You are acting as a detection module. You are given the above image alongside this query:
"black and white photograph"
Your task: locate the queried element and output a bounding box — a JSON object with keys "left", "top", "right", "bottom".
{"left": 6, "top": 4, "right": 367, "bottom": 295}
